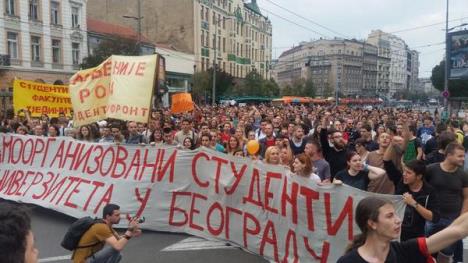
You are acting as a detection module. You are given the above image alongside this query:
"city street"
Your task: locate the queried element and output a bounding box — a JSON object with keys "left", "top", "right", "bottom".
{"left": 1, "top": 200, "right": 266, "bottom": 263}
{"left": 7, "top": 197, "right": 466, "bottom": 263}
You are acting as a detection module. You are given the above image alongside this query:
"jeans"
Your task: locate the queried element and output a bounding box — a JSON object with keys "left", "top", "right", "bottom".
{"left": 86, "top": 246, "right": 122, "bottom": 263}
{"left": 426, "top": 217, "right": 463, "bottom": 259}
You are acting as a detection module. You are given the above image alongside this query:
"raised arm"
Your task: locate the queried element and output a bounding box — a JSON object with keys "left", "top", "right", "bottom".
{"left": 426, "top": 210, "right": 468, "bottom": 254}
{"left": 367, "top": 165, "right": 386, "bottom": 180}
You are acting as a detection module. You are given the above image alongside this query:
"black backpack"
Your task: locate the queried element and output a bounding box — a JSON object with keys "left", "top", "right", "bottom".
{"left": 61, "top": 216, "right": 105, "bottom": 251}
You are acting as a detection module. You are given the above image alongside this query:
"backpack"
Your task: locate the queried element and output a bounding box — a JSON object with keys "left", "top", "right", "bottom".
{"left": 61, "top": 216, "right": 105, "bottom": 251}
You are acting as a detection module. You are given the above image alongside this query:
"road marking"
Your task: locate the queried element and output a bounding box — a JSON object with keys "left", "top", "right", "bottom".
{"left": 38, "top": 255, "right": 71, "bottom": 262}
{"left": 161, "top": 237, "right": 238, "bottom": 251}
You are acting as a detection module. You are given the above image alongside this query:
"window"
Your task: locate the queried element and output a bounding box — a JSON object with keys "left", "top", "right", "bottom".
{"left": 7, "top": 32, "right": 18, "bottom": 59}
{"left": 50, "top": 1, "right": 60, "bottom": 25}
{"left": 212, "top": 11, "right": 216, "bottom": 25}
{"left": 200, "top": 6, "right": 204, "bottom": 20}
{"left": 222, "top": 37, "right": 226, "bottom": 53}
{"left": 205, "top": 8, "right": 209, "bottom": 22}
{"left": 31, "top": 36, "right": 41, "bottom": 62}
{"left": 72, "top": 43, "right": 80, "bottom": 65}
{"left": 71, "top": 6, "right": 80, "bottom": 28}
{"left": 52, "top": 39, "right": 61, "bottom": 63}
{"left": 29, "top": 0, "right": 39, "bottom": 20}
{"left": 201, "top": 30, "right": 204, "bottom": 46}
{"left": 5, "top": 0, "right": 15, "bottom": 15}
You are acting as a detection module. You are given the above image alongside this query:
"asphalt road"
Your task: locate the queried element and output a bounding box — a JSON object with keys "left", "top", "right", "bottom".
{"left": 4, "top": 199, "right": 468, "bottom": 262}
{"left": 1, "top": 200, "right": 266, "bottom": 263}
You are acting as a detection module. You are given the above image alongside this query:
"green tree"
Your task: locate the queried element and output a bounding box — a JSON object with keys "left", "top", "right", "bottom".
{"left": 192, "top": 71, "right": 211, "bottom": 103}
{"left": 323, "top": 83, "right": 334, "bottom": 98}
{"left": 264, "top": 78, "right": 280, "bottom": 97}
{"left": 431, "top": 60, "right": 468, "bottom": 97}
{"left": 281, "top": 84, "right": 294, "bottom": 96}
{"left": 211, "top": 68, "right": 234, "bottom": 99}
{"left": 282, "top": 78, "right": 316, "bottom": 97}
{"left": 81, "top": 35, "right": 140, "bottom": 69}
{"left": 303, "top": 78, "right": 316, "bottom": 97}
{"left": 291, "top": 78, "right": 305, "bottom": 96}
{"left": 235, "top": 70, "right": 280, "bottom": 97}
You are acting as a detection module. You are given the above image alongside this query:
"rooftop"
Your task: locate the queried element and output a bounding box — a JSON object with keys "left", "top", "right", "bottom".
{"left": 87, "top": 18, "right": 153, "bottom": 45}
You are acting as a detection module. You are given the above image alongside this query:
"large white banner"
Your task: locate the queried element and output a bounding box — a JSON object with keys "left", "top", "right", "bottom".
{"left": 0, "top": 134, "right": 404, "bottom": 262}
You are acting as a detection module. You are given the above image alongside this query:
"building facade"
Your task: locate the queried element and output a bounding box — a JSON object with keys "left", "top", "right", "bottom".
{"left": 418, "top": 77, "right": 438, "bottom": 95}
{"left": 86, "top": 0, "right": 272, "bottom": 79}
{"left": 367, "top": 31, "right": 391, "bottom": 96}
{"left": 155, "top": 44, "right": 196, "bottom": 107}
{"left": 273, "top": 39, "right": 378, "bottom": 98}
{"left": 87, "top": 18, "right": 155, "bottom": 56}
{"left": 0, "top": 0, "right": 87, "bottom": 114}
{"left": 409, "top": 49, "right": 420, "bottom": 91}
{"left": 367, "top": 30, "right": 419, "bottom": 97}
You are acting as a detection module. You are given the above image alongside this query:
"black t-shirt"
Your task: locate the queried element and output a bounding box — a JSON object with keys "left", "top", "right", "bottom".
{"left": 337, "top": 238, "right": 432, "bottom": 263}
{"left": 320, "top": 129, "right": 348, "bottom": 179}
{"left": 397, "top": 183, "right": 440, "bottom": 241}
{"left": 335, "top": 169, "right": 370, "bottom": 191}
{"left": 364, "top": 140, "right": 379, "bottom": 152}
{"left": 424, "top": 151, "right": 445, "bottom": 165}
{"left": 424, "top": 136, "right": 437, "bottom": 155}
{"left": 426, "top": 163, "right": 468, "bottom": 219}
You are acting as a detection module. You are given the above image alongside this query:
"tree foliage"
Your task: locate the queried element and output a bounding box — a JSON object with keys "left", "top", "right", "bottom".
{"left": 393, "top": 89, "right": 429, "bottom": 101}
{"left": 192, "top": 68, "right": 234, "bottom": 103}
{"left": 280, "top": 78, "right": 317, "bottom": 97}
{"left": 232, "top": 70, "right": 280, "bottom": 97}
{"left": 431, "top": 60, "right": 468, "bottom": 97}
{"left": 81, "top": 35, "right": 140, "bottom": 69}
{"left": 192, "top": 71, "right": 211, "bottom": 104}
{"left": 323, "top": 82, "right": 334, "bottom": 98}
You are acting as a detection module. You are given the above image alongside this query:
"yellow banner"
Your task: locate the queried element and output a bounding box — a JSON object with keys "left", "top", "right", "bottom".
{"left": 13, "top": 79, "right": 72, "bottom": 117}
{"left": 69, "top": 54, "right": 157, "bottom": 126}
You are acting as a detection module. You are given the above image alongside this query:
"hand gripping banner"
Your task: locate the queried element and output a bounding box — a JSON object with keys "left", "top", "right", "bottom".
{"left": 0, "top": 134, "right": 405, "bottom": 262}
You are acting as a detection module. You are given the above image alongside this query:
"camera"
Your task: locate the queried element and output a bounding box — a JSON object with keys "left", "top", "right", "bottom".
{"left": 137, "top": 216, "right": 145, "bottom": 224}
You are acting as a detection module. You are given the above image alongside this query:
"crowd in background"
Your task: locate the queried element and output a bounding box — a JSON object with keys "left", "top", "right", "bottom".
{"left": 2, "top": 103, "right": 468, "bottom": 261}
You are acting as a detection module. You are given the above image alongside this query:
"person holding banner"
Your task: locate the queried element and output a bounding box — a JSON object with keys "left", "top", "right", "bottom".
{"left": 338, "top": 196, "right": 468, "bottom": 263}
{"left": 290, "top": 153, "right": 321, "bottom": 182}
{"left": 77, "top": 125, "right": 96, "bottom": 142}
{"left": 264, "top": 146, "right": 281, "bottom": 165}
{"left": 334, "top": 151, "right": 386, "bottom": 191}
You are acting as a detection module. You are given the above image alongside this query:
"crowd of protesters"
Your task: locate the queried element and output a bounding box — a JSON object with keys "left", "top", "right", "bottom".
{"left": 3, "top": 103, "right": 468, "bottom": 262}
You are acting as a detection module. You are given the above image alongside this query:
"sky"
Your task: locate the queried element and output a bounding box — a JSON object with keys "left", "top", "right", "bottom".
{"left": 257, "top": 0, "right": 468, "bottom": 78}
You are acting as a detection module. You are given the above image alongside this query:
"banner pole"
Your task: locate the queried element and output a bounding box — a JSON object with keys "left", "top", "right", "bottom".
{"left": 148, "top": 54, "right": 159, "bottom": 124}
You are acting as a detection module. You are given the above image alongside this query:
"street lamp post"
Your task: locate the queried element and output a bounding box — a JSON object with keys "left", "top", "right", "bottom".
{"left": 444, "top": 0, "right": 449, "bottom": 111}
{"left": 123, "top": 0, "right": 143, "bottom": 55}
